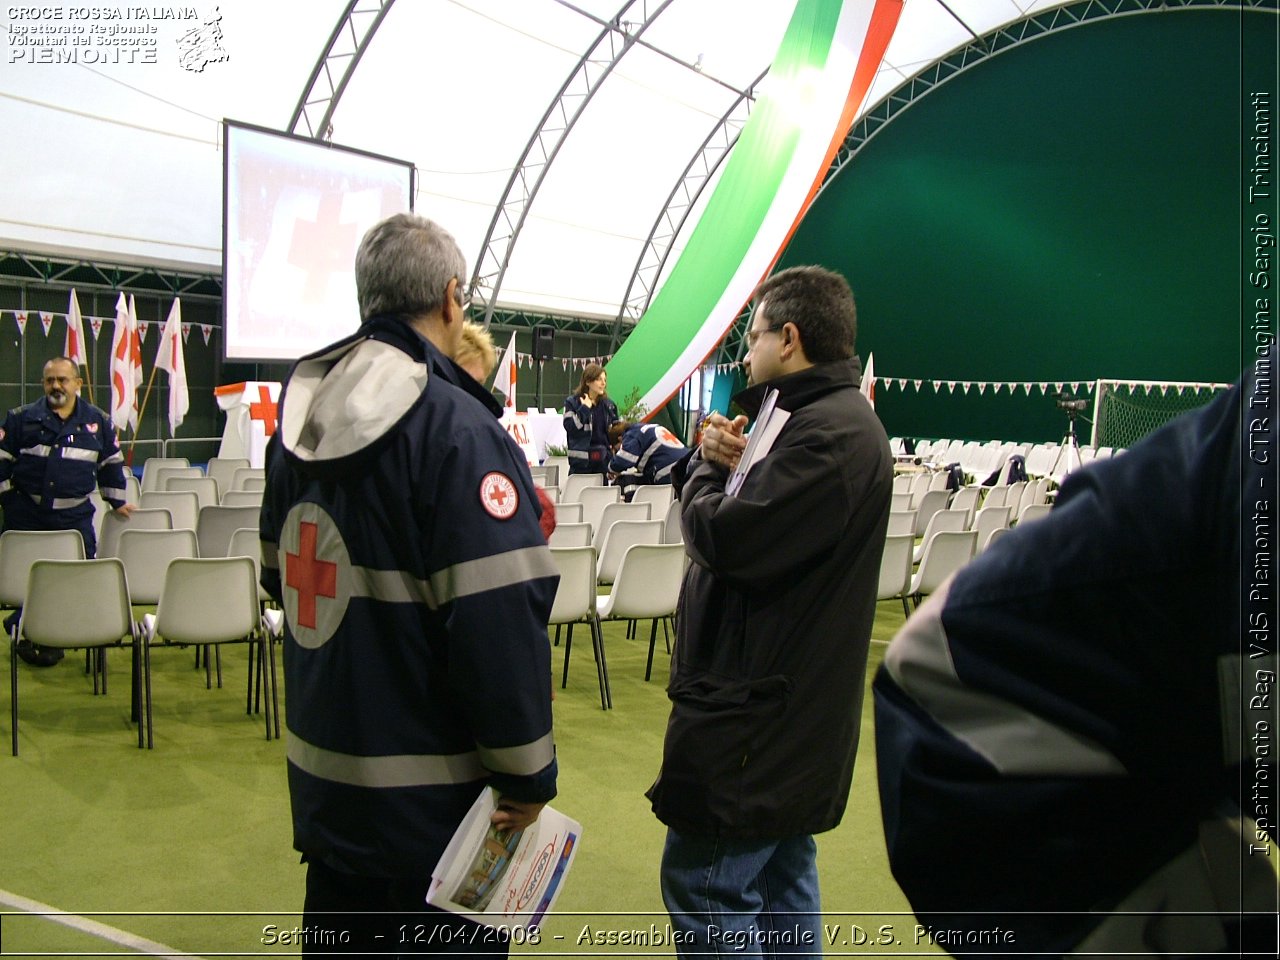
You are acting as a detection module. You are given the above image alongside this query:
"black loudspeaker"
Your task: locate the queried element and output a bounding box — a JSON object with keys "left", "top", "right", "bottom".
{"left": 533, "top": 325, "right": 556, "bottom": 361}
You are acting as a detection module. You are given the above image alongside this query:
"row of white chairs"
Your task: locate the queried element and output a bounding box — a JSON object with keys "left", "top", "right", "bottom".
{"left": 879, "top": 490, "right": 1056, "bottom": 614}
{"left": 2, "top": 528, "right": 276, "bottom": 755}
{"left": 894, "top": 437, "right": 1125, "bottom": 481}
{"left": 95, "top": 501, "right": 261, "bottom": 561}
{"left": 548, "top": 541, "right": 686, "bottom": 710}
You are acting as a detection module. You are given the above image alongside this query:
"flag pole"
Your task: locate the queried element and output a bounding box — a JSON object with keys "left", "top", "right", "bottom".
{"left": 128, "top": 364, "right": 160, "bottom": 466}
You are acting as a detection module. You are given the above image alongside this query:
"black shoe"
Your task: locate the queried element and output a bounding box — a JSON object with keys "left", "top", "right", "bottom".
{"left": 16, "top": 640, "right": 64, "bottom": 667}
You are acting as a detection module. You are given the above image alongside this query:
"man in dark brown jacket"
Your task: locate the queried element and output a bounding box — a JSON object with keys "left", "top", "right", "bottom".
{"left": 647, "top": 266, "right": 893, "bottom": 957}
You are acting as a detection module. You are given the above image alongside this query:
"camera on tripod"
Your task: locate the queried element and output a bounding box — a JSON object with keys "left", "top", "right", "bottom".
{"left": 1055, "top": 393, "right": 1088, "bottom": 414}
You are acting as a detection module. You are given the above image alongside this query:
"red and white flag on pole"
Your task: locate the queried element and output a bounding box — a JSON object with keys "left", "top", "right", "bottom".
{"left": 493, "top": 332, "right": 518, "bottom": 409}
{"left": 860, "top": 351, "right": 876, "bottom": 410}
{"left": 65, "top": 288, "right": 88, "bottom": 369}
{"left": 155, "top": 298, "right": 189, "bottom": 434}
{"left": 110, "top": 292, "right": 143, "bottom": 432}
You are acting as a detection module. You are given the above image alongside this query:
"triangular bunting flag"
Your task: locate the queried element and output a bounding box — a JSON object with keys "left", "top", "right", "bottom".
{"left": 977, "top": 383, "right": 987, "bottom": 395}
{"left": 138, "top": 321, "right": 149, "bottom": 343}
{"left": 200, "top": 324, "right": 213, "bottom": 345}
{"left": 931, "top": 380, "right": 941, "bottom": 392}
{"left": 1023, "top": 383, "right": 1033, "bottom": 395}
{"left": 181, "top": 322, "right": 192, "bottom": 344}
{"left": 962, "top": 383, "right": 971, "bottom": 395}
{"left": 913, "top": 379, "right": 922, "bottom": 391}
{"left": 947, "top": 382, "right": 956, "bottom": 394}
{"left": 14, "top": 310, "right": 28, "bottom": 335}
{"left": 39, "top": 312, "right": 53, "bottom": 336}
{"left": 89, "top": 317, "right": 104, "bottom": 340}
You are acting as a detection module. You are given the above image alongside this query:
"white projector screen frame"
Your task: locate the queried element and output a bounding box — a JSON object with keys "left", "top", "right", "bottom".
{"left": 222, "top": 120, "right": 416, "bottom": 363}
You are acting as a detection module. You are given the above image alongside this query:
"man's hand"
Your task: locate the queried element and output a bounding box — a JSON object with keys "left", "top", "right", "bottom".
{"left": 490, "top": 796, "right": 546, "bottom": 833}
{"left": 700, "top": 413, "right": 748, "bottom": 471}
{"left": 112, "top": 502, "right": 136, "bottom": 519}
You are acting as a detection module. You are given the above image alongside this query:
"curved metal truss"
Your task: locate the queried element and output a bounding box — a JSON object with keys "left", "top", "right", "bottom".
{"left": 468, "top": 0, "right": 677, "bottom": 326}
{"left": 288, "top": 0, "right": 398, "bottom": 140}
{"left": 713, "top": 0, "right": 1273, "bottom": 367}
{"left": 608, "top": 67, "right": 768, "bottom": 352}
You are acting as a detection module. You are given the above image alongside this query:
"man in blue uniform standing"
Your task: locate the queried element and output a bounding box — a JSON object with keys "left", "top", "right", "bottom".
{"left": 0, "top": 355, "right": 134, "bottom": 666}
{"left": 259, "top": 213, "right": 558, "bottom": 956}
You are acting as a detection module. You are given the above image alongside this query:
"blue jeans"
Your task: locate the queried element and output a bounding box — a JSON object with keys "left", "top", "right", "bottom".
{"left": 661, "top": 829, "right": 822, "bottom": 958}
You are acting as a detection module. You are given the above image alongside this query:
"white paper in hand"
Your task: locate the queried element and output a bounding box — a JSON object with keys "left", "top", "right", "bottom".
{"left": 426, "top": 787, "right": 581, "bottom": 932}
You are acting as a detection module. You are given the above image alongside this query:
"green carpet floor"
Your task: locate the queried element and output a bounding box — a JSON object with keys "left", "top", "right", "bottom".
{"left": 1, "top": 601, "right": 935, "bottom": 957}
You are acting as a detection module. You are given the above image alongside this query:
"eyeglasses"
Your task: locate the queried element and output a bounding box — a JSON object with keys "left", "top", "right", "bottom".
{"left": 453, "top": 278, "right": 474, "bottom": 314}
{"left": 745, "top": 324, "right": 783, "bottom": 349}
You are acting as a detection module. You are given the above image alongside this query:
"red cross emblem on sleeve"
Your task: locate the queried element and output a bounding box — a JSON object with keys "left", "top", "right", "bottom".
{"left": 480, "top": 472, "right": 519, "bottom": 520}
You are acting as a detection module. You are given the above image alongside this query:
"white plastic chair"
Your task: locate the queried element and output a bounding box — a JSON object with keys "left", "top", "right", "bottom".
{"left": 949, "top": 486, "right": 982, "bottom": 528}
{"left": 141, "top": 556, "right": 272, "bottom": 745}
{"left": 0, "top": 530, "right": 86, "bottom": 632}
{"left": 98, "top": 507, "right": 173, "bottom": 559}
{"left": 230, "top": 467, "right": 266, "bottom": 492}
{"left": 886, "top": 510, "right": 916, "bottom": 538}
{"left": 596, "top": 519, "right": 663, "bottom": 586}
{"left": 912, "top": 488, "right": 951, "bottom": 537}
{"left": 124, "top": 473, "right": 142, "bottom": 506}
{"left": 227, "top": 526, "right": 281, "bottom": 737}
{"left": 139, "top": 457, "right": 190, "bottom": 493}
{"left": 890, "top": 492, "right": 913, "bottom": 512}
{"left": 908, "top": 530, "right": 977, "bottom": 607}
{"left": 877, "top": 533, "right": 915, "bottom": 617}
{"left": 597, "top": 542, "right": 685, "bottom": 682}
{"left": 1018, "top": 503, "right": 1053, "bottom": 525}
{"left": 196, "top": 505, "right": 262, "bottom": 558}
{"left": 115, "top": 528, "right": 199, "bottom": 608}
{"left": 139, "top": 490, "right": 199, "bottom": 533}
{"left": 907, "top": 472, "right": 932, "bottom": 509}
{"left": 548, "top": 522, "right": 592, "bottom": 548}
{"left": 662, "top": 499, "right": 683, "bottom": 545}
{"left": 631, "top": 485, "right": 675, "bottom": 516}
{"left": 206, "top": 458, "right": 250, "bottom": 500}
{"left": 548, "top": 546, "right": 608, "bottom": 709}
{"left": 913, "top": 508, "right": 968, "bottom": 564}
{"left": 165, "top": 476, "right": 219, "bottom": 510}
{"left": 554, "top": 502, "right": 583, "bottom": 524}
{"left": 892, "top": 474, "right": 913, "bottom": 495}
{"left": 593, "top": 501, "right": 651, "bottom": 550}
{"left": 560, "top": 473, "right": 603, "bottom": 503}
{"left": 576, "top": 485, "right": 622, "bottom": 535}
{"left": 11, "top": 558, "right": 139, "bottom": 755}
{"left": 973, "top": 505, "right": 1013, "bottom": 553}
{"left": 220, "top": 490, "right": 264, "bottom": 508}
{"left": 155, "top": 466, "right": 204, "bottom": 491}
{"left": 982, "top": 485, "right": 1009, "bottom": 510}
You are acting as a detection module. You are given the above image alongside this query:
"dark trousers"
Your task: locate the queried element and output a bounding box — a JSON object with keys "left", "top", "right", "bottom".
{"left": 302, "top": 858, "right": 509, "bottom": 958}
{"left": 1, "top": 496, "right": 96, "bottom": 557}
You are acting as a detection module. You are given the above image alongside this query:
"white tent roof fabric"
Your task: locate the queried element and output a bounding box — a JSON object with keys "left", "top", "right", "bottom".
{"left": 2, "top": 0, "right": 1069, "bottom": 319}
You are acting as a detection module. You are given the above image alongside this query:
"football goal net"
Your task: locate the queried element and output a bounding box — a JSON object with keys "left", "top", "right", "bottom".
{"left": 1092, "top": 379, "right": 1232, "bottom": 449}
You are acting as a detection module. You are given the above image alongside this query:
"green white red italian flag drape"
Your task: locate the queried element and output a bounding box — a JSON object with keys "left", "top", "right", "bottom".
{"left": 606, "top": 0, "right": 904, "bottom": 413}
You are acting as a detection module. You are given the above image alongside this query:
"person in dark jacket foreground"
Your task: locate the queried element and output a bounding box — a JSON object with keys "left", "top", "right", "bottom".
{"left": 874, "top": 349, "right": 1277, "bottom": 956}
{"left": 647, "top": 265, "right": 893, "bottom": 957}
{"left": 260, "top": 213, "right": 558, "bottom": 956}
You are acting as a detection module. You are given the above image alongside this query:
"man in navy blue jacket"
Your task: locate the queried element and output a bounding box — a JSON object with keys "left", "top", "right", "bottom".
{"left": 1, "top": 355, "right": 134, "bottom": 665}
{"left": 260, "top": 214, "right": 558, "bottom": 956}
{"left": 875, "top": 351, "right": 1277, "bottom": 955}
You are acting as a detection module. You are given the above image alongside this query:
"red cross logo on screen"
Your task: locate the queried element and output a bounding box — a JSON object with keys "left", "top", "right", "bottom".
{"left": 288, "top": 193, "right": 358, "bottom": 303}
{"left": 286, "top": 521, "right": 337, "bottom": 630}
{"left": 249, "top": 385, "right": 278, "bottom": 436}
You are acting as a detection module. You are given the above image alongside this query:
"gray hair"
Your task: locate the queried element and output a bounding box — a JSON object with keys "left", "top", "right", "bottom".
{"left": 354, "top": 213, "right": 467, "bottom": 322}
